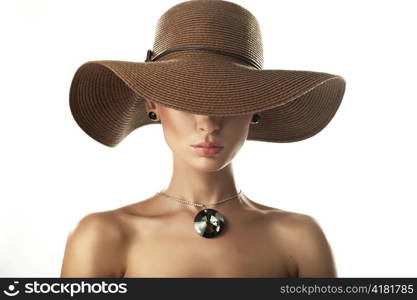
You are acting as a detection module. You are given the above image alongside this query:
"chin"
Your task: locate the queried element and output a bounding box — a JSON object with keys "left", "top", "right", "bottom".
{"left": 189, "top": 156, "right": 231, "bottom": 172}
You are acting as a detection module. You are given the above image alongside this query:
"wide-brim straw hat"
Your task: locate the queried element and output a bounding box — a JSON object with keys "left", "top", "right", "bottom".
{"left": 69, "top": 0, "right": 346, "bottom": 148}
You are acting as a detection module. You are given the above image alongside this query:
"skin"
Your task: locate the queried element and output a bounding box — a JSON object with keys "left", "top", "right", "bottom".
{"left": 60, "top": 100, "right": 337, "bottom": 278}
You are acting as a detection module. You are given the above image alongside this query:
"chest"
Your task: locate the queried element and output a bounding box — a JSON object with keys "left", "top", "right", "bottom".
{"left": 122, "top": 215, "right": 291, "bottom": 277}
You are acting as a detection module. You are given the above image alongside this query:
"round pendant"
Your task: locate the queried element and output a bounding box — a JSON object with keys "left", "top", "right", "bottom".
{"left": 193, "top": 208, "right": 225, "bottom": 238}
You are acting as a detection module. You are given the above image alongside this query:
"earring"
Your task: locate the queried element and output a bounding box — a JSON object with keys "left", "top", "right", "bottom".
{"left": 148, "top": 111, "right": 159, "bottom": 121}
{"left": 251, "top": 113, "right": 260, "bottom": 124}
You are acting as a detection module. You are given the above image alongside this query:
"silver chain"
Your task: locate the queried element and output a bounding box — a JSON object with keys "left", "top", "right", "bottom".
{"left": 156, "top": 189, "right": 243, "bottom": 208}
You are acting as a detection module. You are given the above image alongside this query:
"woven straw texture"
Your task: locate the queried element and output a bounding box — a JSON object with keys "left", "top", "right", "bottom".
{"left": 69, "top": 0, "right": 346, "bottom": 147}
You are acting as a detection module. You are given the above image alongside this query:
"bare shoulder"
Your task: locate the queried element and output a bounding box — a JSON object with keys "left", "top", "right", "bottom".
{"left": 271, "top": 210, "right": 323, "bottom": 231}
{"left": 268, "top": 210, "right": 338, "bottom": 277}
{"left": 60, "top": 210, "right": 127, "bottom": 278}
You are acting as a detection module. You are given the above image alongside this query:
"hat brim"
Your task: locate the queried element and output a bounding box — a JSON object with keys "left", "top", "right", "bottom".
{"left": 69, "top": 55, "right": 346, "bottom": 147}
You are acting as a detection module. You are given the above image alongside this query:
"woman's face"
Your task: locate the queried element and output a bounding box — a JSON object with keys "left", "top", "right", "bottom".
{"left": 145, "top": 100, "right": 253, "bottom": 172}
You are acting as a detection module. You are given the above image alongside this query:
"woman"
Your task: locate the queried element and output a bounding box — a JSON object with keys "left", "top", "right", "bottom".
{"left": 61, "top": 0, "right": 345, "bottom": 278}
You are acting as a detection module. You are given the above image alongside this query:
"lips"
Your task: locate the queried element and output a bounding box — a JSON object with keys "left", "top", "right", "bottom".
{"left": 191, "top": 141, "right": 223, "bottom": 148}
{"left": 191, "top": 141, "right": 224, "bottom": 156}
{"left": 191, "top": 146, "right": 223, "bottom": 156}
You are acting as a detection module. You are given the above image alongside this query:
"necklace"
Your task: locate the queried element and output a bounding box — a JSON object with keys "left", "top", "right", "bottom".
{"left": 156, "top": 189, "right": 243, "bottom": 238}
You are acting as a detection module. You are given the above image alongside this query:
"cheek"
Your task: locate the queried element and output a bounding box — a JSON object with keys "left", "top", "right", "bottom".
{"left": 227, "top": 119, "right": 251, "bottom": 143}
{"left": 219, "top": 120, "right": 250, "bottom": 158}
{"left": 160, "top": 112, "right": 191, "bottom": 147}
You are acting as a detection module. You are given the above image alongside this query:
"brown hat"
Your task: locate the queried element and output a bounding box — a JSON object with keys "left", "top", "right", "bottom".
{"left": 69, "top": 0, "right": 346, "bottom": 147}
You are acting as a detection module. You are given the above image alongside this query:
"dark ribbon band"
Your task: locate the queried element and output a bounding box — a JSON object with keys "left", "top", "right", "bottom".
{"left": 145, "top": 46, "right": 262, "bottom": 69}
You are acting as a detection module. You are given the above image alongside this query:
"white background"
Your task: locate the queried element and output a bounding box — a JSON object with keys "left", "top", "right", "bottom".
{"left": 0, "top": 0, "right": 416, "bottom": 277}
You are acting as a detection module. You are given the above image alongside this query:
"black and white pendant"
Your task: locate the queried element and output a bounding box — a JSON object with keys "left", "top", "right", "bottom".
{"left": 193, "top": 208, "right": 225, "bottom": 238}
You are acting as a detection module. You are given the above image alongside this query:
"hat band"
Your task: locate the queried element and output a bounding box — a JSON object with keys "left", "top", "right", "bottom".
{"left": 145, "top": 46, "right": 262, "bottom": 69}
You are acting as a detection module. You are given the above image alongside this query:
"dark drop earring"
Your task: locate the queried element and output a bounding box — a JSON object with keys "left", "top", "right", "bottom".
{"left": 251, "top": 113, "right": 260, "bottom": 124}
{"left": 148, "top": 111, "right": 159, "bottom": 121}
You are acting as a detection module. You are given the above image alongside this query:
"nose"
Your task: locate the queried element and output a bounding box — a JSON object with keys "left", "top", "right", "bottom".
{"left": 196, "top": 115, "right": 221, "bottom": 133}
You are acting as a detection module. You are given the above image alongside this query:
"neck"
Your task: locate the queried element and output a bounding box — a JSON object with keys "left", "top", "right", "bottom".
{"left": 161, "top": 155, "right": 241, "bottom": 207}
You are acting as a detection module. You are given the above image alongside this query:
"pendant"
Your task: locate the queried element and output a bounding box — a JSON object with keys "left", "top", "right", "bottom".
{"left": 193, "top": 208, "right": 225, "bottom": 238}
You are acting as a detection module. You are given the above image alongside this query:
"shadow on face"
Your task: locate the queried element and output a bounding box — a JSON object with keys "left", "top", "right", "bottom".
{"left": 144, "top": 100, "right": 255, "bottom": 172}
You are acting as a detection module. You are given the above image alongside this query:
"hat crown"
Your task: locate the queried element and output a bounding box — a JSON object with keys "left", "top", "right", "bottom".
{"left": 152, "top": 0, "right": 264, "bottom": 68}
